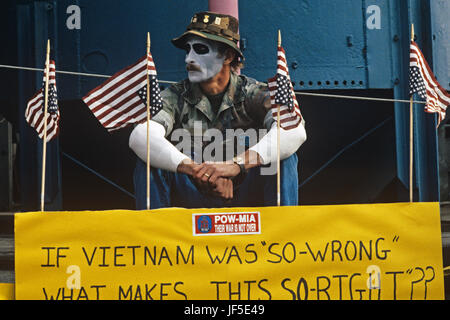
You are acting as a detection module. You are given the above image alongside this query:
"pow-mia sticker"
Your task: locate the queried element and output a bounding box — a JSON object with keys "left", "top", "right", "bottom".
{"left": 192, "top": 212, "right": 261, "bottom": 236}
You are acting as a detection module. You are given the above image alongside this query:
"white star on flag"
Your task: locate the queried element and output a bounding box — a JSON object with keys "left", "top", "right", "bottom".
{"left": 268, "top": 46, "right": 302, "bottom": 130}
{"left": 409, "top": 41, "right": 450, "bottom": 126}
{"left": 25, "top": 59, "right": 60, "bottom": 142}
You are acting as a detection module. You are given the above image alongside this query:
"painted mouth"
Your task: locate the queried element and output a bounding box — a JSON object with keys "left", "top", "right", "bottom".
{"left": 186, "top": 64, "right": 202, "bottom": 72}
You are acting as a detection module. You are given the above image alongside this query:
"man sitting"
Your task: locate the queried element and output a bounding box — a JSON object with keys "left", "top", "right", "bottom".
{"left": 129, "top": 11, "right": 306, "bottom": 209}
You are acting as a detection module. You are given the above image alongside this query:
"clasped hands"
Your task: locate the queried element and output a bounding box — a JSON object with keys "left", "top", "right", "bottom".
{"left": 177, "top": 159, "right": 240, "bottom": 200}
{"left": 177, "top": 151, "right": 261, "bottom": 200}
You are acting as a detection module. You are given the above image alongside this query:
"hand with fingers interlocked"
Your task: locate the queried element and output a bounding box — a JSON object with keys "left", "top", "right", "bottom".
{"left": 191, "top": 161, "right": 240, "bottom": 200}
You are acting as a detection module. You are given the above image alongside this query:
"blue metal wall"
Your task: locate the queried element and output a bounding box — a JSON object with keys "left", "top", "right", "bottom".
{"left": 43, "top": 0, "right": 448, "bottom": 95}
{"left": 4, "top": 0, "right": 449, "bottom": 210}
{"left": 51, "top": 0, "right": 208, "bottom": 98}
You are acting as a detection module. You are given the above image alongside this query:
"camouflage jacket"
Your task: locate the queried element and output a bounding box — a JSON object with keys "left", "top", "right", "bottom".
{"left": 152, "top": 72, "right": 275, "bottom": 161}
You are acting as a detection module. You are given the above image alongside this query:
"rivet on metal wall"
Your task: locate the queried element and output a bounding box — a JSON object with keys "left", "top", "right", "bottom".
{"left": 291, "top": 61, "right": 298, "bottom": 69}
{"left": 393, "top": 35, "right": 399, "bottom": 42}
{"left": 240, "top": 38, "right": 247, "bottom": 51}
{"left": 347, "top": 35, "right": 353, "bottom": 47}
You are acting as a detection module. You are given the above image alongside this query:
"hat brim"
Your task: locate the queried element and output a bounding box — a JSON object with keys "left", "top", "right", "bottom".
{"left": 171, "top": 30, "right": 244, "bottom": 59}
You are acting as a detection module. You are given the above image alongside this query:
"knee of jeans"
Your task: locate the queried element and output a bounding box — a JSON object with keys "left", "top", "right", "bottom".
{"left": 134, "top": 160, "right": 165, "bottom": 191}
{"left": 282, "top": 153, "right": 298, "bottom": 169}
{"left": 283, "top": 153, "right": 298, "bottom": 165}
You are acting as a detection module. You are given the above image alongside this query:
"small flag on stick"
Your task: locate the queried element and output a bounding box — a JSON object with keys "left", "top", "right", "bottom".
{"left": 268, "top": 39, "right": 302, "bottom": 130}
{"left": 409, "top": 40, "right": 450, "bottom": 126}
{"left": 145, "top": 32, "right": 154, "bottom": 210}
{"left": 82, "top": 52, "right": 163, "bottom": 131}
{"left": 268, "top": 31, "right": 303, "bottom": 207}
{"left": 25, "top": 59, "right": 60, "bottom": 142}
{"left": 408, "top": 25, "right": 415, "bottom": 203}
{"left": 25, "top": 40, "right": 57, "bottom": 211}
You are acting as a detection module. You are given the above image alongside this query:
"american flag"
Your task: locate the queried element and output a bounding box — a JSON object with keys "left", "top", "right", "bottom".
{"left": 25, "top": 59, "right": 60, "bottom": 142}
{"left": 268, "top": 46, "right": 302, "bottom": 130}
{"left": 409, "top": 41, "right": 450, "bottom": 126}
{"left": 82, "top": 52, "right": 163, "bottom": 131}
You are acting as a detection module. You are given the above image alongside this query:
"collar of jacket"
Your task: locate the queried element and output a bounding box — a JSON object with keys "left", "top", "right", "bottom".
{"left": 181, "top": 72, "right": 245, "bottom": 122}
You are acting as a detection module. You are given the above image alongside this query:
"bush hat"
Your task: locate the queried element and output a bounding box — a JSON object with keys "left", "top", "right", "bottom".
{"left": 172, "top": 11, "right": 244, "bottom": 59}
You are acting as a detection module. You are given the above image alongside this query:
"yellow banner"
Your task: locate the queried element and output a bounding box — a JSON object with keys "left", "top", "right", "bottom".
{"left": 14, "top": 202, "right": 445, "bottom": 300}
{"left": 0, "top": 283, "right": 14, "bottom": 300}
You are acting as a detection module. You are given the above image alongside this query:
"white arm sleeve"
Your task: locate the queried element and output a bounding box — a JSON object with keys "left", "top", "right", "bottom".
{"left": 129, "top": 121, "right": 189, "bottom": 172}
{"left": 248, "top": 122, "right": 307, "bottom": 165}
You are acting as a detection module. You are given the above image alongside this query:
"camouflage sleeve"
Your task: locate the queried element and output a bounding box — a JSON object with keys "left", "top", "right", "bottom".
{"left": 151, "top": 85, "right": 179, "bottom": 137}
{"left": 244, "top": 80, "right": 275, "bottom": 130}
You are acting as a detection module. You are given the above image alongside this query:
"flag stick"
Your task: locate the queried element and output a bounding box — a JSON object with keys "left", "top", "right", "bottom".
{"left": 146, "top": 32, "right": 151, "bottom": 210}
{"left": 409, "top": 24, "right": 414, "bottom": 203}
{"left": 276, "top": 30, "right": 281, "bottom": 207}
{"left": 40, "top": 39, "right": 51, "bottom": 212}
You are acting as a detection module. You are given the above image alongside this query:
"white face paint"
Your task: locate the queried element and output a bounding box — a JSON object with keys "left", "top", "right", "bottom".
{"left": 184, "top": 37, "right": 225, "bottom": 83}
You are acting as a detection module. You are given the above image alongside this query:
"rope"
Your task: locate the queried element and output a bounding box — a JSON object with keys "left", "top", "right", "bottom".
{"left": 61, "top": 151, "right": 135, "bottom": 199}
{"left": 295, "top": 91, "right": 425, "bottom": 105}
{"left": 0, "top": 64, "right": 177, "bottom": 85}
{"left": 0, "top": 63, "right": 427, "bottom": 104}
{"left": 299, "top": 116, "right": 393, "bottom": 188}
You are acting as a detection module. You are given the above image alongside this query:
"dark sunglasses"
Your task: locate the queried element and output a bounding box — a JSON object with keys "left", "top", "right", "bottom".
{"left": 183, "top": 43, "right": 210, "bottom": 55}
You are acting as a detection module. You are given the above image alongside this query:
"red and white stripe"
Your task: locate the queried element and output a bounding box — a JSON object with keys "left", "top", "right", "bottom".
{"left": 148, "top": 52, "right": 157, "bottom": 76}
{"left": 268, "top": 46, "right": 302, "bottom": 130}
{"left": 25, "top": 60, "right": 60, "bottom": 142}
{"left": 410, "top": 41, "right": 450, "bottom": 125}
{"left": 83, "top": 53, "right": 156, "bottom": 131}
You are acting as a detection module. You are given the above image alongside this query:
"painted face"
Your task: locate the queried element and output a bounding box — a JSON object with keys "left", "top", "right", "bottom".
{"left": 183, "top": 37, "right": 225, "bottom": 83}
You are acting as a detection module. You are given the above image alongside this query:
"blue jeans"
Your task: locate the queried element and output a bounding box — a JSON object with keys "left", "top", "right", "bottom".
{"left": 133, "top": 153, "right": 299, "bottom": 209}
